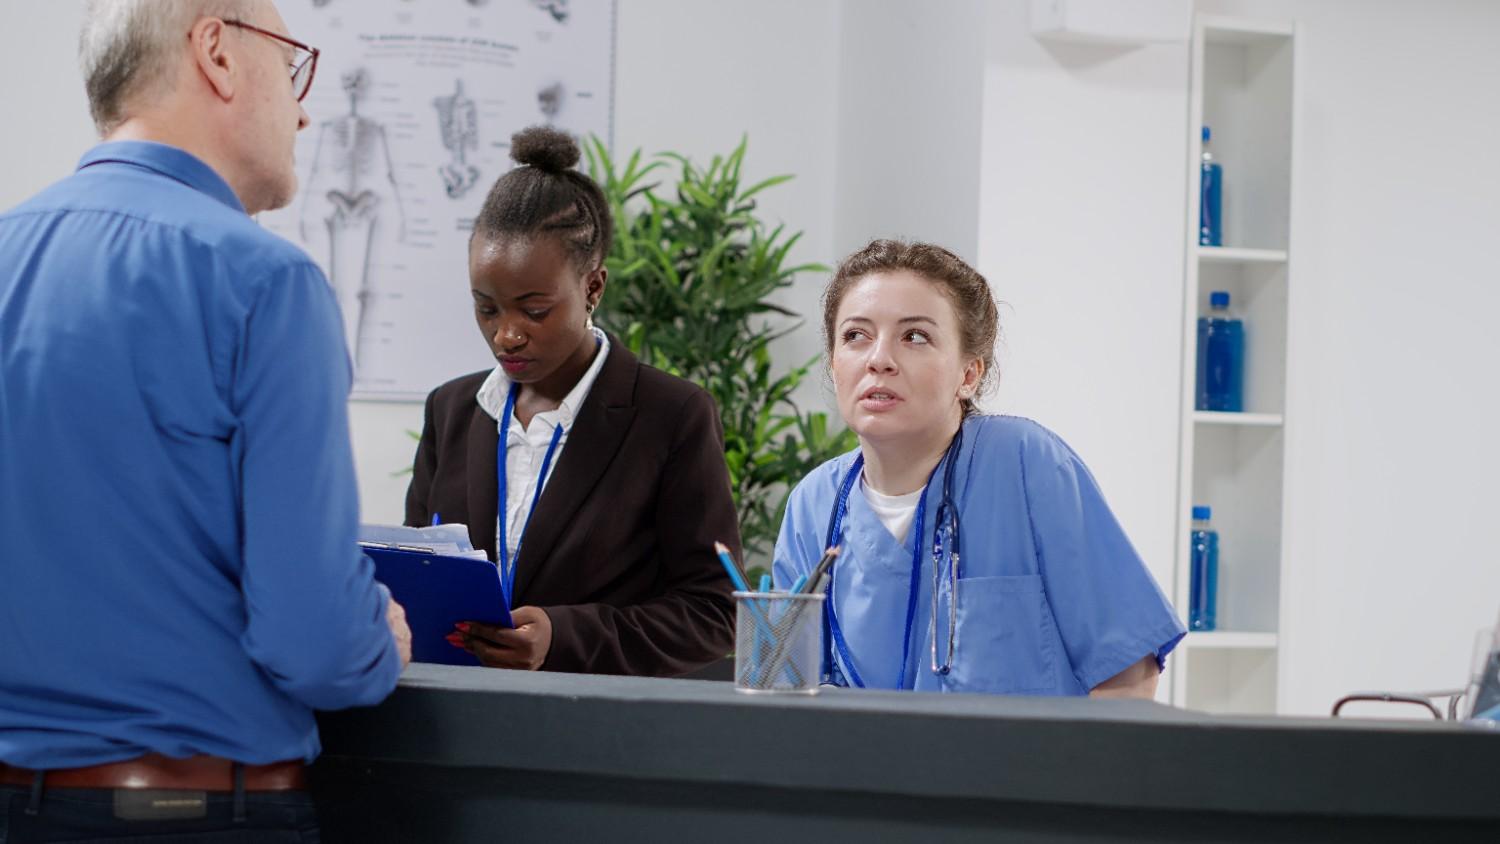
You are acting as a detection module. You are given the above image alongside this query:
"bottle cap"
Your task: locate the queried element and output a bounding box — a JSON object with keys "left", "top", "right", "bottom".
{"left": 1202, "top": 125, "right": 1211, "bottom": 142}
{"left": 1192, "top": 505, "right": 1212, "bottom": 520}
{"left": 1209, "top": 291, "right": 1230, "bottom": 308}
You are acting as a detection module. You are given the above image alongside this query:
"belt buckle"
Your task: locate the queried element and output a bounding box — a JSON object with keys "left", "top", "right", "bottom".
{"left": 113, "top": 789, "right": 209, "bottom": 820}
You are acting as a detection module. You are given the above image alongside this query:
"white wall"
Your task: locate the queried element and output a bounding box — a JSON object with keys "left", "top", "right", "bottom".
{"left": 833, "top": 0, "right": 986, "bottom": 262}
{"left": 975, "top": 1, "right": 1190, "bottom": 598}
{"left": 0, "top": 2, "right": 94, "bottom": 207}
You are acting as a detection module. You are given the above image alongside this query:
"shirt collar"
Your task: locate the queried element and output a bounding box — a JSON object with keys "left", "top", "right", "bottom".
{"left": 476, "top": 327, "right": 611, "bottom": 429}
{"left": 76, "top": 141, "right": 245, "bottom": 213}
{"left": 859, "top": 471, "right": 925, "bottom": 507}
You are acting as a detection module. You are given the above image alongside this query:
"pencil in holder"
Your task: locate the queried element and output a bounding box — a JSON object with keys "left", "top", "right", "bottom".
{"left": 733, "top": 590, "right": 826, "bottom": 694}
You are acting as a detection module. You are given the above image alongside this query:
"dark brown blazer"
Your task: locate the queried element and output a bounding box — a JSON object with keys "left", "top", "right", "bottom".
{"left": 404, "top": 337, "right": 738, "bottom": 677}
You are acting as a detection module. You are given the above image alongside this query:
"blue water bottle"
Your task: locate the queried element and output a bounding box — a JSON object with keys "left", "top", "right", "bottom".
{"left": 1199, "top": 125, "right": 1223, "bottom": 246}
{"left": 1189, "top": 506, "right": 1219, "bottom": 632}
{"left": 1196, "top": 291, "right": 1245, "bottom": 412}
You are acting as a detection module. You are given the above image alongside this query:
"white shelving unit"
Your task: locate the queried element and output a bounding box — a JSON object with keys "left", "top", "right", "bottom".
{"left": 1194, "top": 411, "right": 1283, "bottom": 427}
{"left": 1198, "top": 246, "right": 1288, "bottom": 265}
{"left": 1170, "top": 15, "right": 1297, "bottom": 716}
{"left": 1181, "top": 631, "right": 1279, "bottom": 650}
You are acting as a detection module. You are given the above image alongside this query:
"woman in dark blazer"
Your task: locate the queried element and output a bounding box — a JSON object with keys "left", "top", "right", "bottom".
{"left": 405, "top": 127, "right": 737, "bottom": 677}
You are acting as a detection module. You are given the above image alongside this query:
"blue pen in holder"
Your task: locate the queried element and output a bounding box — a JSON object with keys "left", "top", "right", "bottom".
{"left": 733, "top": 591, "right": 826, "bottom": 695}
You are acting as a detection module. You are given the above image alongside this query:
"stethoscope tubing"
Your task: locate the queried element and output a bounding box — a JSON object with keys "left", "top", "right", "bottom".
{"left": 822, "top": 424, "right": 965, "bottom": 686}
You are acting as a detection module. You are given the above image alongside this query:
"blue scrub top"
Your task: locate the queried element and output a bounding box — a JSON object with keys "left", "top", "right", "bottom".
{"left": 772, "top": 415, "right": 1185, "bottom": 695}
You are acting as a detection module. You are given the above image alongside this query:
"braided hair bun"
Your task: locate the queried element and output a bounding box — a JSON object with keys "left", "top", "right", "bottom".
{"left": 475, "top": 125, "right": 612, "bottom": 271}
{"left": 510, "top": 125, "right": 580, "bottom": 173}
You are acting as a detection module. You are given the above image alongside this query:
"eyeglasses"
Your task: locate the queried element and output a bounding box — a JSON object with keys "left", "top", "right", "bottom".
{"left": 223, "top": 20, "right": 320, "bottom": 102}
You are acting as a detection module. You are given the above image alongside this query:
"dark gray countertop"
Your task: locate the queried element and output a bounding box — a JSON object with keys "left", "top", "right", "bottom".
{"left": 316, "top": 664, "right": 1500, "bottom": 822}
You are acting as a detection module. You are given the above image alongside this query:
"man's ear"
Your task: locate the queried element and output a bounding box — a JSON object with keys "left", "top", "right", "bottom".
{"left": 188, "top": 17, "right": 236, "bottom": 101}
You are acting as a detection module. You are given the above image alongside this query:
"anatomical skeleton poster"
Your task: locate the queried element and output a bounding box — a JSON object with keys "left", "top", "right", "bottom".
{"left": 259, "top": 0, "right": 615, "bottom": 399}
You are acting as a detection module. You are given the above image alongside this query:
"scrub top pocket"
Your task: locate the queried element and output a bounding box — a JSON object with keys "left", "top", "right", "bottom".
{"left": 943, "top": 574, "right": 1058, "bottom": 694}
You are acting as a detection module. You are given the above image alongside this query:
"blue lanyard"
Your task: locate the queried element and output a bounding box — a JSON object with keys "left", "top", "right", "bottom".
{"left": 496, "top": 382, "right": 564, "bottom": 610}
{"left": 823, "top": 453, "right": 930, "bottom": 689}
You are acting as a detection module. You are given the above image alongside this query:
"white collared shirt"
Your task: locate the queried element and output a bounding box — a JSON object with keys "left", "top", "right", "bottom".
{"left": 476, "top": 328, "right": 610, "bottom": 566}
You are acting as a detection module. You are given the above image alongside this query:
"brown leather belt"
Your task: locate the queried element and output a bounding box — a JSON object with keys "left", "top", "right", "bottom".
{"left": 0, "top": 753, "right": 305, "bottom": 792}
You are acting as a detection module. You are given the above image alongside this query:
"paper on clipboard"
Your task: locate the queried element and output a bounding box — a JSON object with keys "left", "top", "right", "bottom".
{"left": 358, "top": 522, "right": 490, "bottom": 559}
{"left": 360, "top": 525, "right": 511, "bottom": 666}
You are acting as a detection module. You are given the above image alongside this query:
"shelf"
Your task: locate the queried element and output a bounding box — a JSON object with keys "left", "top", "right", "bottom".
{"left": 1194, "top": 411, "right": 1283, "bottom": 427}
{"left": 1182, "top": 631, "right": 1278, "bottom": 650}
{"left": 1179, "top": 646, "right": 1278, "bottom": 715}
{"left": 1197, "top": 246, "right": 1287, "bottom": 264}
{"left": 1201, "top": 15, "right": 1295, "bottom": 45}
{"left": 1174, "top": 13, "right": 1295, "bottom": 716}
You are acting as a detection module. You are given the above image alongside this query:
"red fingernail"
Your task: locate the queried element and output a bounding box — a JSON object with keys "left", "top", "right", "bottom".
{"left": 447, "top": 639, "right": 464, "bottom": 648}
{"left": 455, "top": 623, "right": 470, "bottom": 633}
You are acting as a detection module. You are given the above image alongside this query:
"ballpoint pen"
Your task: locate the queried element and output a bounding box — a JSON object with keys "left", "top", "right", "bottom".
{"left": 716, "top": 541, "right": 807, "bottom": 688}
{"left": 758, "top": 547, "right": 840, "bottom": 687}
{"left": 799, "top": 546, "right": 840, "bottom": 593}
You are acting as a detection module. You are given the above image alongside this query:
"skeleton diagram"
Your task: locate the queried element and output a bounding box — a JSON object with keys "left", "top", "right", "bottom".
{"left": 299, "top": 68, "right": 405, "bottom": 371}
{"left": 537, "top": 82, "right": 565, "bottom": 122}
{"left": 533, "top": 0, "right": 569, "bottom": 24}
{"left": 312, "top": 0, "right": 491, "bottom": 8}
{"left": 433, "top": 79, "right": 481, "bottom": 199}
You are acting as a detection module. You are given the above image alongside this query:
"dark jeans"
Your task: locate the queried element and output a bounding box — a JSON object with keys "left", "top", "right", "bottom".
{"left": 1, "top": 783, "right": 319, "bottom": 843}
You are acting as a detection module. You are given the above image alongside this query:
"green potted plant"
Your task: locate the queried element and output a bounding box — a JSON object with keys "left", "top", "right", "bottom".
{"left": 585, "top": 137, "right": 856, "bottom": 576}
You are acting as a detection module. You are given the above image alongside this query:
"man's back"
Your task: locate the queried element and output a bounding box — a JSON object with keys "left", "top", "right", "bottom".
{"left": 0, "top": 141, "right": 400, "bottom": 768}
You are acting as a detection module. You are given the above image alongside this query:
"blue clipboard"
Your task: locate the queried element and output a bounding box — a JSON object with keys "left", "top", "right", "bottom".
{"left": 364, "top": 545, "right": 513, "bottom": 667}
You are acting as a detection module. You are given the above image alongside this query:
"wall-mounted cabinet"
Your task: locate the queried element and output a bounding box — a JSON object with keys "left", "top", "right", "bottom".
{"left": 1170, "top": 15, "right": 1297, "bottom": 716}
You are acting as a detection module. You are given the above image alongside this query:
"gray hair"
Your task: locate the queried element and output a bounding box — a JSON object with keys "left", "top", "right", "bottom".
{"left": 79, "top": 0, "right": 258, "bottom": 135}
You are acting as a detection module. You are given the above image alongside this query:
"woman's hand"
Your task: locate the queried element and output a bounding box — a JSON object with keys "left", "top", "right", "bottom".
{"left": 446, "top": 606, "right": 554, "bottom": 670}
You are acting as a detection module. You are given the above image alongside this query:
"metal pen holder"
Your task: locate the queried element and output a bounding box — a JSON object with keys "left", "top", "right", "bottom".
{"left": 733, "top": 591, "right": 825, "bottom": 694}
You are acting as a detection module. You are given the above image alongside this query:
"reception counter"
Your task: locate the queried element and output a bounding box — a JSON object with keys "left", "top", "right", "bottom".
{"left": 312, "top": 665, "right": 1500, "bottom": 842}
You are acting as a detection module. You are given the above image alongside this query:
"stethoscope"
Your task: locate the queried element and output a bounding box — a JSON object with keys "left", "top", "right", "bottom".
{"left": 822, "top": 424, "right": 964, "bottom": 687}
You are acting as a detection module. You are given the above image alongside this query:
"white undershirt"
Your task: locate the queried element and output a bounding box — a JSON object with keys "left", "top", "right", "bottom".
{"left": 475, "top": 327, "right": 610, "bottom": 565}
{"left": 860, "top": 471, "right": 924, "bottom": 544}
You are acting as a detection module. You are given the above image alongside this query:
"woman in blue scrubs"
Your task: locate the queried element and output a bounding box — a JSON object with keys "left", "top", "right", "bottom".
{"left": 773, "top": 240, "right": 1184, "bottom": 696}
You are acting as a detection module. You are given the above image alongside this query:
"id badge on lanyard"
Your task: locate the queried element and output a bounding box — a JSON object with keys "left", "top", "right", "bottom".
{"left": 496, "top": 382, "right": 563, "bottom": 609}
{"left": 821, "top": 426, "right": 964, "bottom": 688}
{"left": 822, "top": 454, "right": 928, "bottom": 689}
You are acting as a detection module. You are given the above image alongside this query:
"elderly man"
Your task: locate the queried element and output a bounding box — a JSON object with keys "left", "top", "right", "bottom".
{"left": 0, "top": 0, "right": 410, "bottom": 839}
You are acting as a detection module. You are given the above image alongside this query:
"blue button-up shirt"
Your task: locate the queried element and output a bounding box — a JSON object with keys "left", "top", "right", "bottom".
{"left": 0, "top": 142, "right": 400, "bottom": 768}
